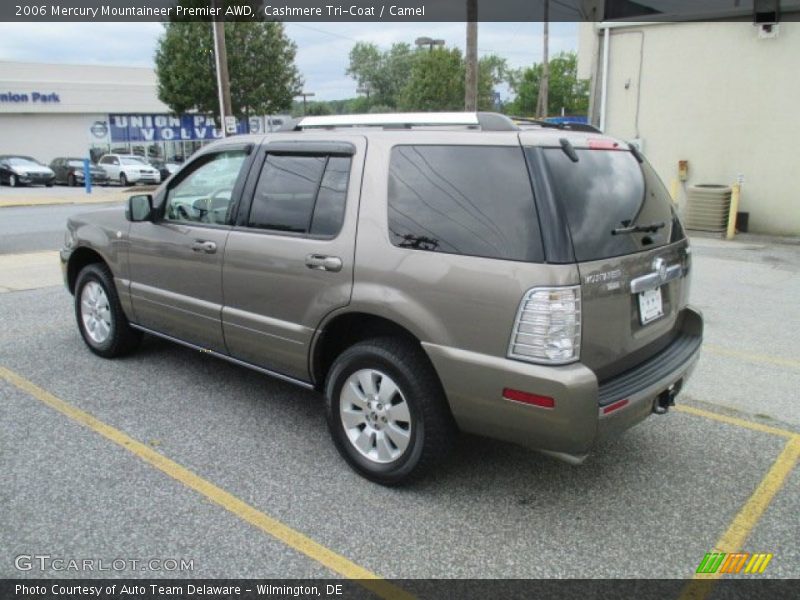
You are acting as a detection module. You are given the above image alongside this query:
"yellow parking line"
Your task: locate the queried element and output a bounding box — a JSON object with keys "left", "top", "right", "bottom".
{"left": 704, "top": 344, "right": 800, "bottom": 371}
{"left": 674, "top": 405, "right": 796, "bottom": 439}
{"left": 679, "top": 436, "right": 800, "bottom": 599}
{"left": 0, "top": 365, "right": 414, "bottom": 600}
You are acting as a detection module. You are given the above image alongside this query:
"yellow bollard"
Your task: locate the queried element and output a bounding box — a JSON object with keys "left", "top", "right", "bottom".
{"left": 726, "top": 183, "right": 741, "bottom": 240}
{"left": 669, "top": 178, "right": 680, "bottom": 204}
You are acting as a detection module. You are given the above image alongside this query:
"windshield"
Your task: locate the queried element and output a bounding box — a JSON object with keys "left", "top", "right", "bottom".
{"left": 68, "top": 160, "right": 85, "bottom": 168}
{"left": 121, "top": 157, "right": 147, "bottom": 165}
{"left": 8, "top": 157, "right": 39, "bottom": 166}
{"left": 535, "top": 148, "right": 684, "bottom": 262}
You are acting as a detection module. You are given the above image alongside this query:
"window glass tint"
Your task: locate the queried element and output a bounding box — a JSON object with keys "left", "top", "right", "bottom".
{"left": 248, "top": 154, "right": 351, "bottom": 236}
{"left": 310, "top": 156, "right": 350, "bottom": 236}
{"left": 538, "top": 149, "right": 683, "bottom": 262}
{"left": 387, "top": 146, "right": 543, "bottom": 262}
{"left": 249, "top": 155, "right": 326, "bottom": 232}
{"left": 165, "top": 150, "right": 247, "bottom": 225}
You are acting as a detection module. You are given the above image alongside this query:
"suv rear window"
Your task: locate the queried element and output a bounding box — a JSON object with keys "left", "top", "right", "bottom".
{"left": 387, "top": 145, "right": 543, "bottom": 262}
{"left": 537, "top": 149, "right": 684, "bottom": 262}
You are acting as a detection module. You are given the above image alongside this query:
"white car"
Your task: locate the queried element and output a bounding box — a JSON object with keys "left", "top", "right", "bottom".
{"left": 97, "top": 154, "right": 161, "bottom": 186}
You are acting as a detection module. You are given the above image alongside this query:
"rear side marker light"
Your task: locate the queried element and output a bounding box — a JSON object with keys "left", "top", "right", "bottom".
{"left": 602, "top": 399, "right": 629, "bottom": 414}
{"left": 502, "top": 388, "right": 555, "bottom": 409}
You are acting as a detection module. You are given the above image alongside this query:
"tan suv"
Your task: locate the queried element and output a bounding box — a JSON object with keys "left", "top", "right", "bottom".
{"left": 61, "top": 113, "right": 702, "bottom": 485}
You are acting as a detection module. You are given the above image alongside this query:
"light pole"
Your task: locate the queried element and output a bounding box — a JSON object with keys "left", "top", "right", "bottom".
{"left": 296, "top": 92, "right": 316, "bottom": 115}
{"left": 414, "top": 36, "right": 445, "bottom": 52}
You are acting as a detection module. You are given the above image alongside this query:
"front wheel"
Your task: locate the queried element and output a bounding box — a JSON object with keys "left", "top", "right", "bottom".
{"left": 75, "top": 263, "right": 141, "bottom": 358}
{"left": 325, "top": 338, "right": 455, "bottom": 485}
{"left": 119, "top": 172, "right": 128, "bottom": 187}
{"left": 68, "top": 174, "right": 76, "bottom": 187}
{"left": 9, "top": 174, "right": 18, "bottom": 187}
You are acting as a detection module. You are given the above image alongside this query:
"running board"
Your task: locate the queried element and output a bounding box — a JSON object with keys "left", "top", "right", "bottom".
{"left": 129, "top": 323, "right": 314, "bottom": 390}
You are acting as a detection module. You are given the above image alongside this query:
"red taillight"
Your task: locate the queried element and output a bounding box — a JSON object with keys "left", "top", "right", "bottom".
{"left": 588, "top": 138, "right": 619, "bottom": 150}
{"left": 602, "top": 399, "right": 629, "bottom": 414}
{"left": 502, "top": 388, "right": 555, "bottom": 409}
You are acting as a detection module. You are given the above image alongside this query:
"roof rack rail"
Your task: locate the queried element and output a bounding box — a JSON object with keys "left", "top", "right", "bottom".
{"left": 512, "top": 117, "right": 602, "bottom": 134}
{"left": 292, "top": 112, "right": 519, "bottom": 132}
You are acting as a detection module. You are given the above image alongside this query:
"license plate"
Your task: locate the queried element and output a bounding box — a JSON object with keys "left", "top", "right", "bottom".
{"left": 638, "top": 287, "right": 664, "bottom": 325}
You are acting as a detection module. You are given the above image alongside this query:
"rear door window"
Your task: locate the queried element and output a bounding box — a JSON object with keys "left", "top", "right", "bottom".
{"left": 387, "top": 145, "right": 544, "bottom": 262}
{"left": 247, "top": 154, "right": 352, "bottom": 236}
{"left": 536, "top": 148, "right": 683, "bottom": 262}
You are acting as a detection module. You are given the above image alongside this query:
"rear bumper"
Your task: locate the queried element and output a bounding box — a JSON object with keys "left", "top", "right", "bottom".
{"left": 423, "top": 306, "right": 703, "bottom": 460}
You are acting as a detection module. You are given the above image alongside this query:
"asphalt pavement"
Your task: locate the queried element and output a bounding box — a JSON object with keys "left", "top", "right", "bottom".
{"left": 0, "top": 202, "right": 798, "bottom": 585}
{"left": 0, "top": 202, "right": 121, "bottom": 254}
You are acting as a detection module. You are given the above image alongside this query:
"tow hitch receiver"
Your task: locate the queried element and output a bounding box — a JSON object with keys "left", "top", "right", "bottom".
{"left": 653, "top": 380, "right": 682, "bottom": 415}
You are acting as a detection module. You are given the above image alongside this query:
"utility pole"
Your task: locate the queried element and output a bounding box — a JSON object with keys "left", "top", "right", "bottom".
{"left": 212, "top": 4, "right": 233, "bottom": 137}
{"left": 464, "top": 0, "right": 478, "bottom": 112}
{"left": 535, "top": 0, "right": 550, "bottom": 118}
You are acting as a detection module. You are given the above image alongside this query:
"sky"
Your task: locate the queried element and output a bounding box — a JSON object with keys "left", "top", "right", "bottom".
{"left": 0, "top": 22, "right": 578, "bottom": 101}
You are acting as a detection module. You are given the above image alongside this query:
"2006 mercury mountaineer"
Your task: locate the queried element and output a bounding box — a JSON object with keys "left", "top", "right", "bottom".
{"left": 61, "top": 112, "right": 703, "bottom": 485}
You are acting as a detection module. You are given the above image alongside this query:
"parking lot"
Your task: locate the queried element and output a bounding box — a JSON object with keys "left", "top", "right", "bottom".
{"left": 1, "top": 197, "right": 798, "bottom": 589}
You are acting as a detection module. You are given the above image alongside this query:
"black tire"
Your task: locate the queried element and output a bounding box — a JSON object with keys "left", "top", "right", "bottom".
{"left": 46, "top": 182, "right": 54, "bottom": 187}
{"left": 325, "top": 337, "right": 455, "bottom": 486}
{"left": 9, "top": 174, "right": 18, "bottom": 187}
{"left": 119, "top": 172, "right": 128, "bottom": 187}
{"left": 74, "top": 263, "right": 141, "bottom": 358}
{"left": 68, "top": 174, "right": 76, "bottom": 187}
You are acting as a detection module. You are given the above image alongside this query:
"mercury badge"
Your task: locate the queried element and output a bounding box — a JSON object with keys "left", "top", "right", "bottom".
{"left": 653, "top": 257, "right": 667, "bottom": 283}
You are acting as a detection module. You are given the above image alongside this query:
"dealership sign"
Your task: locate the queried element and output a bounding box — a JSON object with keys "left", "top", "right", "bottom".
{"left": 109, "top": 114, "right": 248, "bottom": 142}
{"left": 0, "top": 91, "right": 60, "bottom": 103}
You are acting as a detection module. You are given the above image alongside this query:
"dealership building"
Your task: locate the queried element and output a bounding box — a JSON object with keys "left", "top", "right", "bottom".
{"left": 0, "top": 61, "right": 284, "bottom": 164}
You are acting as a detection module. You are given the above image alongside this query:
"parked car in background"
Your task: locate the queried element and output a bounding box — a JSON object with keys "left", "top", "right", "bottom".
{"left": 50, "top": 157, "right": 110, "bottom": 187}
{"left": 0, "top": 155, "right": 55, "bottom": 187}
{"left": 148, "top": 159, "right": 180, "bottom": 183}
{"left": 97, "top": 154, "right": 161, "bottom": 186}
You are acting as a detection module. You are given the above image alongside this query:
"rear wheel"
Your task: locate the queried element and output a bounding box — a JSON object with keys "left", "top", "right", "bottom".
{"left": 74, "top": 263, "right": 141, "bottom": 358}
{"left": 325, "top": 337, "right": 455, "bottom": 485}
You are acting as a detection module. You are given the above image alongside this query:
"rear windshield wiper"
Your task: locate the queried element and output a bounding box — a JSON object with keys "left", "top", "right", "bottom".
{"left": 611, "top": 221, "right": 665, "bottom": 235}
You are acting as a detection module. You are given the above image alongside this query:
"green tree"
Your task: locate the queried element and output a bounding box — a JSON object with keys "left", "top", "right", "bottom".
{"left": 399, "top": 48, "right": 464, "bottom": 111}
{"left": 155, "top": 7, "right": 302, "bottom": 121}
{"left": 398, "top": 47, "right": 506, "bottom": 112}
{"left": 506, "top": 51, "right": 589, "bottom": 117}
{"left": 346, "top": 42, "right": 414, "bottom": 109}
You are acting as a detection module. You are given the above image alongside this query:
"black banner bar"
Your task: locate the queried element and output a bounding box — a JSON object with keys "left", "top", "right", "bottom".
{"left": 2, "top": 579, "right": 800, "bottom": 600}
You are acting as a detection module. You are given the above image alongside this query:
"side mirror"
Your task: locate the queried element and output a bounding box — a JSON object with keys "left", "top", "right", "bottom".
{"left": 127, "top": 194, "right": 153, "bottom": 222}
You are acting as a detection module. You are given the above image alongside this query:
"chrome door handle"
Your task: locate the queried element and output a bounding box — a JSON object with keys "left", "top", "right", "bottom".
{"left": 191, "top": 240, "right": 217, "bottom": 254}
{"left": 305, "top": 254, "right": 342, "bottom": 272}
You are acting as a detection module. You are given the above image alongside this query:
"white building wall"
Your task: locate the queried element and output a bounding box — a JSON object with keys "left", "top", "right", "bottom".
{"left": 580, "top": 21, "right": 800, "bottom": 235}
{"left": 0, "top": 61, "right": 168, "bottom": 114}
{"left": 0, "top": 61, "right": 173, "bottom": 162}
{"left": 0, "top": 114, "right": 108, "bottom": 162}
